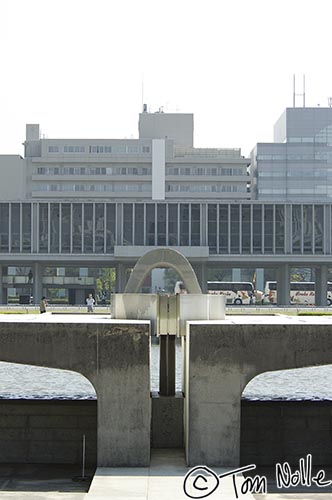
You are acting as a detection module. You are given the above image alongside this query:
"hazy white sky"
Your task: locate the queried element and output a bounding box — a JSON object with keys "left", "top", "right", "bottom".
{"left": 1, "top": 0, "right": 332, "bottom": 156}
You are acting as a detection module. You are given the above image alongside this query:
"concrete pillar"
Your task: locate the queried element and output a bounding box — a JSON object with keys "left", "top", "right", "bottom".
{"left": 232, "top": 268, "right": 241, "bottom": 281}
{"left": 255, "top": 268, "right": 265, "bottom": 293}
{"left": 315, "top": 265, "right": 328, "bottom": 306}
{"left": 186, "top": 324, "right": 243, "bottom": 466}
{"left": 276, "top": 264, "right": 290, "bottom": 306}
{"left": 115, "top": 264, "right": 128, "bottom": 293}
{"left": 192, "top": 263, "right": 207, "bottom": 293}
{"left": 33, "top": 263, "right": 43, "bottom": 303}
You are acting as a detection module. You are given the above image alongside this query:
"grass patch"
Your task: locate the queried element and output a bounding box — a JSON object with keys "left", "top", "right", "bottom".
{"left": 298, "top": 312, "right": 332, "bottom": 316}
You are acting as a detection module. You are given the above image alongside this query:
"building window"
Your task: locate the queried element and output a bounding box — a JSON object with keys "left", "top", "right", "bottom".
{"left": 0, "top": 203, "right": 9, "bottom": 252}
{"left": 64, "top": 145, "right": 85, "bottom": 153}
{"left": 168, "top": 204, "right": 178, "bottom": 246}
{"left": 123, "top": 204, "right": 133, "bottom": 245}
{"left": 292, "top": 205, "right": 301, "bottom": 254}
{"left": 219, "top": 205, "right": 229, "bottom": 253}
{"left": 230, "top": 205, "right": 240, "bottom": 253}
{"left": 38, "top": 203, "right": 48, "bottom": 253}
{"left": 48, "top": 146, "right": 59, "bottom": 153}
{"left": 134, "top": 204, "right": 144, "bottom": 245}
{"left": 157, "top": 204, "right": 166, "bottom": 246}
{"left": 191, "top": 204, "right": 200, "bottom": 246}
{"left": 180, "top": 204, "right": 189, "bottom": 245}
{"left": 208, "top": 204, "right": 217, "bottom": 254}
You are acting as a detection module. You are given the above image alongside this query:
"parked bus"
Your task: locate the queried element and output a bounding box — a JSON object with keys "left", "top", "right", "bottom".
{"left": 207, "top": 281, "right": 258, "bottom": 305}
{"left": 263, "top": 281, "right": 332, "bottom": 306}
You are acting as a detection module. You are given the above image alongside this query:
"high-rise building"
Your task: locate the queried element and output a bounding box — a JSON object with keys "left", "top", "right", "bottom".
{"left": 251, "top": 107, "right": 332, "bottom": 201}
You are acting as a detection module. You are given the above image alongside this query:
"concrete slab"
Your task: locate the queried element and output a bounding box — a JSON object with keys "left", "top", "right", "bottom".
{"left": 86, "top": 449, "right": 255, "bottom": 499}
{"left": 0, "top": 313, "right": 149, "bottom": 325}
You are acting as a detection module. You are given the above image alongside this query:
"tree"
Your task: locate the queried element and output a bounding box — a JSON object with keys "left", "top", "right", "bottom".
{"left": 95, "top": 268, "right": 116, "bottom": 302}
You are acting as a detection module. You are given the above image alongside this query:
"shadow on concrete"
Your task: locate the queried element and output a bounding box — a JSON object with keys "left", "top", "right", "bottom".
{"left": 0, "top": 463, "right": 95, "bottom": 492}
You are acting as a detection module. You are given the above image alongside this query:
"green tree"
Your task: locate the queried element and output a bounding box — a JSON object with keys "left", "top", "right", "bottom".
{"left": 95, "top": 268, "right": 116, "bottom": 302}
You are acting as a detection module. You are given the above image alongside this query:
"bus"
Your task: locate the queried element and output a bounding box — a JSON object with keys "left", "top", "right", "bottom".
{"left": 263, "top": 281, "right": 332, "bottom": 306}
{"left": 207, "top": 281, "right": 258, "bottom": 305}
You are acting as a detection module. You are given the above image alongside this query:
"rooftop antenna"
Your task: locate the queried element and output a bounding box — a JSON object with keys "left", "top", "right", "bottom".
{"left": 141, "top": 73, "right": 145, "bottom": 112}
{"left": 293, "top": 74, "right": 306, "bottom": 107}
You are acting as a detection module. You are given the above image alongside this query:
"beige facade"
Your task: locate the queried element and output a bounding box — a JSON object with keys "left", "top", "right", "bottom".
{"left": 20, "top": 114, "right": 250, "bottom": 202}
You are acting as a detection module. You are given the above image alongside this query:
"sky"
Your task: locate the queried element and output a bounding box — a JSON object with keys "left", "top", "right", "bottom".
{"left": 1, "top": 0, "right": 332, "bottom": 157}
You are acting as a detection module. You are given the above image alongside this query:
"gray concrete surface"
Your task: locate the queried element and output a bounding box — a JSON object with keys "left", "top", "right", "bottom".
{"left": 0, "top": 400, "right": 97, "bottom": 464}
{"left": 0, "top": 452, "right": 329, "bottom": 499}
{"left": 186, "top": 315, "right": 332, "bottom": 467}
{"left": 151, "top": 392, "right": 183, "bottom": 448}
{"left": 124, "top": 247, "right": 202, "bottom": 294}
{"left": 0, "top": 315, "right": 150, "bottom": 467}
{"left": 0, "top": 463, "right": 94, "bottom": 499}
{"left": 86, "top": 449, "right": 255, "bottom": 499}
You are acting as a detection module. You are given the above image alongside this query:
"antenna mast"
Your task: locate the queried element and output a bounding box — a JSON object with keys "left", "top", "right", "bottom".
{"left": 293, "top": 74, "right": 306, "bottom": 107}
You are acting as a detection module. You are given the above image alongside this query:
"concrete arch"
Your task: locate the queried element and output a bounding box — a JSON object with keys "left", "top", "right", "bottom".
{"left": 124, "top": 247, "right": 202, "bottom": 294}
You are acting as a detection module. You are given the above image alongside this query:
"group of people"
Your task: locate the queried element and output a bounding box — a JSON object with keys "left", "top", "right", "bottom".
{"left": 39, "top": 294, "right": 96, "bottom": 313}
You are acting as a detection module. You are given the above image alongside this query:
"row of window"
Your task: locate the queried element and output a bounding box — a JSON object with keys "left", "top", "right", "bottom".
{"left": 257, "top": 152, "right": 332, "bottom": 161}
{"left": 0, "top": 202, "right": 328, "bottom": 255}
{"left": 36, "top": 166, "right": 151, "bottom": 176}
{"left": 166, "top": 167, "right": 246, "bottom": 176}
{"left": 260, "top": 188, "right": 332, "bottom": 196}
{"left": 35, "top": 183, "right": 247, "bottom": 194}
{"left": 36, "top": 184, "right": 152, "bottom": 192}
{"left": 258, "top": 169, "right": 332, "bottom": 177}
{"left": 288, "top": 136, "right": 332, "bottom": 144}
{"left": 166, "top": 184, "right": 246, "bottom": 193}
{"left": 48, "top": 145, "right": 151, "bottom": 154}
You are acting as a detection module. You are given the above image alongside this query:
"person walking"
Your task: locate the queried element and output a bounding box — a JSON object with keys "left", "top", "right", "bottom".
{"left": 40, "top": 296, "right": 47, "bottom": 314}
{"left": 86, "top": 293, "right": 95, "bottom": 312}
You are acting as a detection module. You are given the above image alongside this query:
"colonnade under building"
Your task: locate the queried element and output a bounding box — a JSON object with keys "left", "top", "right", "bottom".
{"left": 0, "top": 261, "right": 331, "bottom": 306}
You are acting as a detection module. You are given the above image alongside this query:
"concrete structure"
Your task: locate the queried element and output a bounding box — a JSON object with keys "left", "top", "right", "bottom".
{"left": 4, "top": 397, "right": 332, "bottom": 468}
{"left": 251, "top": 107, "right": 332, "bottom": 201}
{"left": 185, "top": 315, "right": 332, "bottom": 466}
{"left": 124, "top": 247, "right": 202, "bottom": 294}
{"left": 241, "top": 400, "right": 332, "bottom": 466}
{"left": 138, "top": 109, "right": 194, "bottom": 147}
{"left": 0, "top": 400, "right": 97, "bottom": 464}
{"left": 2, "top": 314, "right": 332, "bottom": 471}
{"left": 0, "top": 315, "right": 150, "bottom": 467}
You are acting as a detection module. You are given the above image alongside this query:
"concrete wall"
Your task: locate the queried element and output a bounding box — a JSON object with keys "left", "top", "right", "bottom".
{"left": 139, "top": 112, "right": 194, "bottom": 147}
{"left": 186, "top": 317, "right": 332, "bottom": 467}
{"left": 0, "top": 317, "right": 151, "bottom": 467}
{"left": 0, "top": 400, "right": 96, "bottom": 464}
{"left": 1, "top": 398, "right": 331, "bottom": 468}
{"left": 0, "top": 156, "right": 26, "bottom": 200}
{"left": 241, "top": 400, "right": 332, "bottom": 466}
{"left": 151, "top": 392, "right": 183, "bottom": 448}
